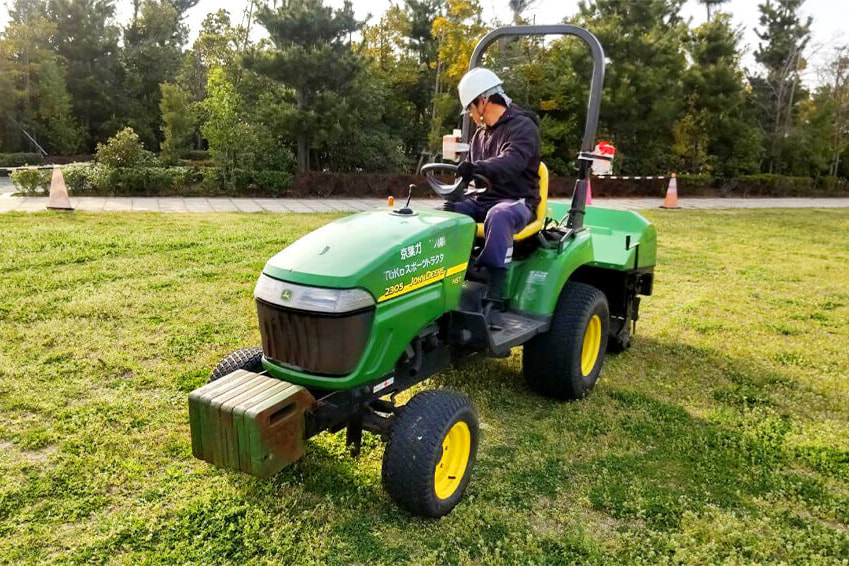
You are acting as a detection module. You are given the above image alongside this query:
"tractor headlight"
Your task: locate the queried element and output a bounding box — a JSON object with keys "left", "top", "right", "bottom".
{"left": 254, "top": 274, "right": 375, "bottom": 314}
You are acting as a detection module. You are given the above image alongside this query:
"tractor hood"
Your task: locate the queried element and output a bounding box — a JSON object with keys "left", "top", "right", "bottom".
{"left": 261, "top": 209, "right": 476, "bottom": 303}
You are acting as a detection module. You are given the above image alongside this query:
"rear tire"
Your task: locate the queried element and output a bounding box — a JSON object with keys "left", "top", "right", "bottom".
{"left": 210, "top": 347, "right": 264, "bottom": 382}
{"left": 382, "top": 390, "right": 479, "bottom": 518}
{"left": 523, "top": 282, "right": 609, "bottom": 400}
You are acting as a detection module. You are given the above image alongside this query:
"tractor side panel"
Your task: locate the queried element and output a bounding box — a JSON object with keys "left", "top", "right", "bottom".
{"left": 510, "top": 230, "right": 595, "bottom": 315}
{"left": 510, "top": 204, "right": 656, "bottom": 316}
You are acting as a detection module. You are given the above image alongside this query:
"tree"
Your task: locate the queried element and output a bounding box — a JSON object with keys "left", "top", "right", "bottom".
{"left": 406, "top": 0, "right": 442, "bottom": 65}
{"left": 47, "top": 0, "right": 122, "bottom": 149}
{"left": 34, "top": 58, "right": 84, "bottom": 153}
{"left": 159, "top": 82, "right": 195, "bottom": 163}
{"left": 0, "top": 0, "right": 82, "bottom": 153}
{"left": 698, "top": 0, "right": 730, "bottom": 21}
{"left": 174, "top": 8, "right": 245, "bottom": 156}
{"left": 508, "top": 0, "right": 536, "bottom": 24}
{"left": 200, "top": 67, "right": 294, "bottom": 173}
{"left": 122, "top": 0, "right": 190, "bottom": 149}
{"left": 362, "top": 1, "right": 442, "bottom": 160}
{"left": 750, "top": 0, "right": 812, "bottom": 173}
{"left": 430, "top": 0, "right": 485, "bottom": 148}
{"left": 244, "top": 0, "right": 364, "bottom": 172}
{"left": 677, "top": 14, "right": 762, "bottom": 176}
{"left": 818, "top": 47, "right": 849, "bottom": 176}
{"left": 576, "top": 0, "right": 689, "bottom": 173}
{"left": 200, "top": 68, "right": 251, "bottom": 171}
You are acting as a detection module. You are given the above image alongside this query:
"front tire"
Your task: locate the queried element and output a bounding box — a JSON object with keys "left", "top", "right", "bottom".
{"left": 209, "top": 346, "right": 264, "bottom": 382}
{"left": 382, "top": 390, "right": 479, "bottom": 517}
{"left": 523, "top": 282, "right": 609, "bottom": 400}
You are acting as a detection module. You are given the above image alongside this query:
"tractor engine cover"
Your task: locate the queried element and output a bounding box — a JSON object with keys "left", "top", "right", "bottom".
{"left": 188, "top": 370, "right": 315, "bottom": 478}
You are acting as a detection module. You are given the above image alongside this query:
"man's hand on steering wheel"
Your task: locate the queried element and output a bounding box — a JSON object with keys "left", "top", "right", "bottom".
{"left": 457, "top": 161, "right": 476, "bottom": 183}
{"left": 419, "top": 162, "right": 492, "bottom": 202}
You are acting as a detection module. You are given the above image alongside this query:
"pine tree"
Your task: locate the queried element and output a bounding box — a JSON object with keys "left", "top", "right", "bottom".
{"left": 576, "top": 0, "right": 688, "bottom": 173}
{"left": 750, "top": 0, "right": 812, "bottom": 173}
{"left": 122, "top": 0, "right": 190, "bottom": 149}
{"left": 47, "top": 0, "right": 122, "bottom": 149}
{"left": 244, "top": 0, "right": 363, "bottom": 172}
{"left": 678, "top": 14, "right": 762, "bottom": 176}
{"left": 0, "top": 0, "right": 82, "bottom": 153}
{"left": 697, "top": 0, "right": 730, "bottom": 21}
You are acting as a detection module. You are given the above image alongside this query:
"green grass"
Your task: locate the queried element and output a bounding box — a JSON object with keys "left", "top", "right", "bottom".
{"left": 1, "top": 209, "right": 848, "bottom": 565}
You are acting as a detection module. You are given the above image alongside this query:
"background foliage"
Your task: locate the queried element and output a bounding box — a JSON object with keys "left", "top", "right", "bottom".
{"left": 1, "top": 0, "right": 848, "bottom": 188}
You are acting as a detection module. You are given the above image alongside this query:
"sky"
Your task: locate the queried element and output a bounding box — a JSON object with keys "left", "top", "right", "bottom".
{"left": 1, "top": 0, "right": 847, "bottom": 85}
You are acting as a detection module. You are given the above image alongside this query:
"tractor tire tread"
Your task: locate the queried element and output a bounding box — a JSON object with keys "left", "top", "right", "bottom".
{"left": 523, "top": 282, "right": 609, "bottom": 400}
{"left": 382, "top": 390, "right": 478, "bottom": 518}
{"left": 210, "top": 346, "right": 264, "bottom": 382}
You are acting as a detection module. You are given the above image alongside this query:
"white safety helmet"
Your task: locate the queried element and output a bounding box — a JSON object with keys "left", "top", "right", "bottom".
{"left": 458, "top": 67, "right": 506, "bottom": 110}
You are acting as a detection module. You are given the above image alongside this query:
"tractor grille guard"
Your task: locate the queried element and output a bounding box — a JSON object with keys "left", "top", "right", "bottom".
{"left": 256, "top": 299, "right": 374, "bottom": 377}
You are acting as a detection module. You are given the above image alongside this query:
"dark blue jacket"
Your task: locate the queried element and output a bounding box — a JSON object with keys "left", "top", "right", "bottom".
{"left": 469, "top": 105, "right": 541, "bottom": 214}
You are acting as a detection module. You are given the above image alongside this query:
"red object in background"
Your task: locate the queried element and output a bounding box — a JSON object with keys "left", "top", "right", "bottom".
{"left": 596, "top": 141, "right": 616, "bottom": 158}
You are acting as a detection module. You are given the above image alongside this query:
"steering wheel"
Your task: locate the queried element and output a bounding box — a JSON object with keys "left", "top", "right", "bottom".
{"left": 420, "top": 163, "right": 493, "bottom": 201}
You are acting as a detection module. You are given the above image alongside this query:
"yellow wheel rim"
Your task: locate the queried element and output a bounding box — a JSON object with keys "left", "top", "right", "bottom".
{"left": 434, "top": 421, "right": 472, "bottom": 500}
{"left": 581, "top": 314, "right": 602, "bottom": 376}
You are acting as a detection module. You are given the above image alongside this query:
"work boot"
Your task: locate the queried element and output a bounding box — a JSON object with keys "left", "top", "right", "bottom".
{"left": 483, "top": 267, "right": 508, "bottom": 330}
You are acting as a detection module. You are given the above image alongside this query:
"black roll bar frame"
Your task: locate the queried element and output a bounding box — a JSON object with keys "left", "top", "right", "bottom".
{"left": 461, "top": 25, "right": 606, "bottom": 232}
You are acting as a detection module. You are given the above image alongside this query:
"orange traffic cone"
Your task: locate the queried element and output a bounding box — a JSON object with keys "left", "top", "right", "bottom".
{"left": 660, "top": 173, "right": 679, "bottom": 209}
{"left": 47, "top": 166, "right": 73, "bottom": 211}
{"left": 586, "top": 177, "right": 593, "bottom": 205}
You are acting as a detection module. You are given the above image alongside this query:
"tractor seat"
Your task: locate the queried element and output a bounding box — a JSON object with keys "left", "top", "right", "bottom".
{"left": 474, "top": 162, "right": 549, "bottom": 241}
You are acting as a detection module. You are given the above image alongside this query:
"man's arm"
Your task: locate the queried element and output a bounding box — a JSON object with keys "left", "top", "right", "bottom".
{"left": 472, "top": 118, "right": 539, "bottom": 181}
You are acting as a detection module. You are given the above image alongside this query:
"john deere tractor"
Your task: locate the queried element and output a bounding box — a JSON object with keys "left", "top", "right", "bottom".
{"left": 188, "top": 25, "right": 656, "bottom": 518}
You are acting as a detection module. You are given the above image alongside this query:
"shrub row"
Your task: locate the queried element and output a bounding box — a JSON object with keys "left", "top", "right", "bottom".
{"left": 62, "top": 163, "right": 292, "bottom": 197}
{"left": 0, "top": 153, "right": 43, "bottom": 172}
{"left": 19, "top": 163, "right": 849, "bottom": 198}
{"left": 9, "top": 168, "right": 51, "bottom": 194}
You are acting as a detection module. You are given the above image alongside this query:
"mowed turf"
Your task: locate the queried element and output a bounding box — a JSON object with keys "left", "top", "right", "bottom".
{"left": 0, "top": 209, "right": 848, "bottom": 565}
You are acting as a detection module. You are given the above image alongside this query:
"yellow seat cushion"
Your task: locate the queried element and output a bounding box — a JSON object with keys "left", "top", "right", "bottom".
{"left": 475, "top": 162, "right": 549, "bottom": 240}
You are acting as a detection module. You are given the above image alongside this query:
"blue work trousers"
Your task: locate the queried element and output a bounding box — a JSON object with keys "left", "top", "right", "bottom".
{"left": 453, "top": 198, "right": 533, "bottom": 269}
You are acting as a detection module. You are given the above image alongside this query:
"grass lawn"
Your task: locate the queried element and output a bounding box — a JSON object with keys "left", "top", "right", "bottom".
{"left": 1, "top": 209, "right": 848, "bottom": 565}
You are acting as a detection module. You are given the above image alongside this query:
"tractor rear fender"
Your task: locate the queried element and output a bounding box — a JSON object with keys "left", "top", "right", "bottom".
{"left": 509, "top": 204, "right": 656, "bottom": 317}
{"left": 509, "top": 230, "right": 595, "bottom": 315}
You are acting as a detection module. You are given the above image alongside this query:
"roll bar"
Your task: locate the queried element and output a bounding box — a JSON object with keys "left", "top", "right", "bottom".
{"left": 461, "top": 25, "right": 606, "bottom": 232}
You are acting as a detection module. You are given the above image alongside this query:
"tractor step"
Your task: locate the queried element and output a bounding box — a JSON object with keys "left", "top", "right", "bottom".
{"left": 489, "top": 311, "right": 549, "bottom": 356}
{"left": 188, "top": 370, "right": 315, "bottom": 478}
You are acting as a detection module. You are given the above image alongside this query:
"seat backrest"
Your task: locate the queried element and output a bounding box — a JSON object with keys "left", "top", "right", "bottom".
{"left": 536, "top": 162, "right": 549, "bottom": 220}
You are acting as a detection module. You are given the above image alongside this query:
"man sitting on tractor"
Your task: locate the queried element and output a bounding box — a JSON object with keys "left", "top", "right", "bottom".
{"left": 452, "top": 67, "right": 542, "bottom": 306}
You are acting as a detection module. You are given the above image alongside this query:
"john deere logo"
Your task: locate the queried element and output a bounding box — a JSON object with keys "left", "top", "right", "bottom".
{"left": 280, "top": 289, "right": 292, "bottom": 301}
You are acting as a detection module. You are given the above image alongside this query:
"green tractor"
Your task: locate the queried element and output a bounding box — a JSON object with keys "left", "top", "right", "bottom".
{"left": 189, "top": 25, "right": 656, "bottom": 518}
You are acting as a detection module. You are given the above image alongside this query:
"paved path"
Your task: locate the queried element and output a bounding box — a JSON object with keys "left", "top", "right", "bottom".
{"left": 1, "top": 195, "right": 849, "bottom": 213}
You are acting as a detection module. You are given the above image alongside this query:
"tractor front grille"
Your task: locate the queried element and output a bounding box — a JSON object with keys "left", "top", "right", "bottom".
{"left": 256, "top": 299, "right": 374, "bottom": 376}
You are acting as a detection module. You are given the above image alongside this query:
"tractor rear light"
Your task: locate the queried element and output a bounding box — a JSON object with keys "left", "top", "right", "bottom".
{"left": 254, "top": 274, "right": 375, "bottom": 314}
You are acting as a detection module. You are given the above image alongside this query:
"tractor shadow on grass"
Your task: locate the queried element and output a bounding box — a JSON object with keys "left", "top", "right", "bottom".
{"left": 426, "top": 338, "right": 847, "bottom": 535}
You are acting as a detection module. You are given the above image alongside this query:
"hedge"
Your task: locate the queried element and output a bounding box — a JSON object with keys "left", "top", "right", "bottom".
{"left": 0, "top": 153, "right": 43, "bottom": 172}
{"left": 9, "top": 168, "right": 50, "bottom": 194}
{"left": 46, "top": 163, "right": 849, "bottom": 198}
{"left": 62, "top": 164, "right": 292, "bottom": 197}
